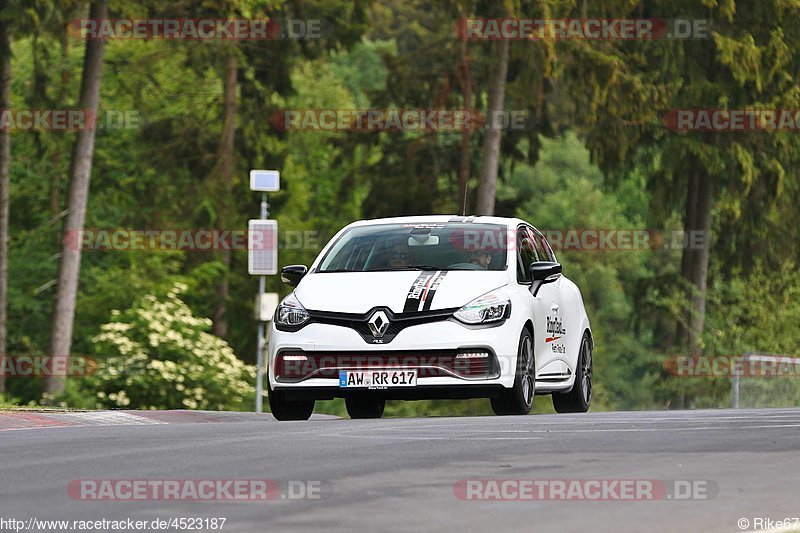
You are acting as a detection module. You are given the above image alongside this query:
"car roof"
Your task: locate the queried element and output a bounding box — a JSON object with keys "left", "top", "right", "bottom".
{"left": 347, "top": 215, "right": 525, "bottom": 228}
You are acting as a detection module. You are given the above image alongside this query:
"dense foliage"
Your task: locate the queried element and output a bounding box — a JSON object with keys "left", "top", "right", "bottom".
{"left": 2, "top": 0, "right": 799, "bottom": 414}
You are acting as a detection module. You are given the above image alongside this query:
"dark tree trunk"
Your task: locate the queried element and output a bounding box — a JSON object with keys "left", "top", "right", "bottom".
{"left": 46, "top": 1, "right": 108, "bottom": 396}
{"left": 50, "top": 33, "right": 71, "bottom": 222}
{"left": 677, "top": 171, "right": 713, "bottom": 354}
{"left": 675, "top": 172, "right": 699, "bottom": 346}
{"left": 0, "top": 17, "right": 11, "bottom": 394}
{"left": 475, "top": 38, "right": 510, "bottom": 216}
{"left": 212, "top": 54, "right": 237, "bottom": 338}
{"left": 456, "top": 29, "right": 473, "bottom": 215}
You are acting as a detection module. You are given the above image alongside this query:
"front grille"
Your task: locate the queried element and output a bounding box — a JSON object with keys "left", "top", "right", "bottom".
{"left": 275, "top": 349, "right": 499, "bottom": 382}
{"left": 304, "top": 307, "right": 458, "bottom": 344}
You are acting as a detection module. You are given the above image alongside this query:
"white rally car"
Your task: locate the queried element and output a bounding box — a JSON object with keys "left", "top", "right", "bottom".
{"left": 267, "top": 216, "right": 593, "bottom": 420}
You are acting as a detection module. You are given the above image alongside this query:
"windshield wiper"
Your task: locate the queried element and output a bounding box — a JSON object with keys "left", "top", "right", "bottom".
{"left": 363, "top": 265, "right": 441, "bottom": 271}
{"left": 326, "top": 265, "right": 444, "bottom": 272}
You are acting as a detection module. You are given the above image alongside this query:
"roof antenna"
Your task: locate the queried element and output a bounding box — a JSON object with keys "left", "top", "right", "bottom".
{"left": 461, "top": 184, "right": 468, "bottom": 216}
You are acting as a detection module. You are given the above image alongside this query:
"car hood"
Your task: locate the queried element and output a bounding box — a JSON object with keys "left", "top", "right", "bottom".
{"left": 294, "top": 270, "right": 511, "bottom": 314}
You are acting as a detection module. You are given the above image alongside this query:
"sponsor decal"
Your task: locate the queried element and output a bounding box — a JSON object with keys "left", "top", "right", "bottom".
{"left": 545, "top": 316, "right": 566, "bottom": 343}
{"left": 400, "top": 223, "right": 446, "bottom": 229}
{"left": 403, "top": 271, "right": 447, "bottom": 312}
{"left": 551, "top": 343, "right": 566, "bottom": 354}
{"left": 422, "top": 271, "right": 447, "bottom": 311}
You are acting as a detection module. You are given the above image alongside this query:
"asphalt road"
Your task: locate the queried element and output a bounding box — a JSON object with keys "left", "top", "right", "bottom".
{"left": 2, "top": 408, "right": 799, "bottom": 533}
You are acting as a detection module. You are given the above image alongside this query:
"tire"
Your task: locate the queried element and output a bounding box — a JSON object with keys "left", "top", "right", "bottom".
{"left": 345, "top": 397, "right": 386, "bottom": 419}
{"left": 552, "top": 333, "right": 592, "bottom": 413}
{"left": 491, "top": 329, "right": 535, "bottom": 416}
{"left": 267, "top": 384, "right": 315, "bottom": 421}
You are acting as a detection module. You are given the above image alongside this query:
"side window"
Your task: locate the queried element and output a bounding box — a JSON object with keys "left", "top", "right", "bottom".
{"left": 543, "top": 236, "right": 556, "bottom": 262}
{"left": 532, "top": 228, "right": 556, "bottom": 262}
{"left": 516, "top": 228, "right": 537, "bottom": 283}
{"left": 527, "top": 228, "right": 547, "bottom": 262}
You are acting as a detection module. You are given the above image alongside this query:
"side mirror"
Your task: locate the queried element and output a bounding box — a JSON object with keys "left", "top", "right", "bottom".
{"left": 281, "top": 265, "right": 308, "bottom": 287}
{"left": 529, "top": 261, "right": 562, "bottom": 296}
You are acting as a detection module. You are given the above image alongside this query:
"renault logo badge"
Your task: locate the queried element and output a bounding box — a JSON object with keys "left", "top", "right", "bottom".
{"left": 368, "top": 310, "right": 390, "bottom": 338}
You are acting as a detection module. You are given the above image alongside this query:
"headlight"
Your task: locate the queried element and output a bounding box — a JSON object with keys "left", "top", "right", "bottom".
{"left": 454, "top": 289, "right": 511, "bottom": 325}
{"left": 275, "top": 293, "right": 310, "bottom": 327}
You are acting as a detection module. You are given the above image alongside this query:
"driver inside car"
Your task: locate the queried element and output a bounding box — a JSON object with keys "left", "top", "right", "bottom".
{"left": 387, "top": 243, "right": 411, "bottom": 269}
{"left": 467, "top": 250, "right": 492, "bottom": 269}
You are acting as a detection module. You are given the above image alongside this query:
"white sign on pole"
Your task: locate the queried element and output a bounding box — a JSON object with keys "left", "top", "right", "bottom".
{"left": 250, "top": 170, "right": 280, "bottom": 192}
{"left": 248, "top": 219, "right": 278, "bottom": 275}
{"left": 257, "top": 292, "right": 280, "bottom": 322}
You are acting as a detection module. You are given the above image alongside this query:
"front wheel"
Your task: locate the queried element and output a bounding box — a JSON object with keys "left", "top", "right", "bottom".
{"left": 345, "top": 397, "right": 385, "bottom": 419}
{"left": 552, "top": 333, "right": 592, "bottom": 413}
{"left": 491, "top": 329, "right": 535, "bottom": 416}
{"left": 268, "top": 382, "right": 315, "bottom": 421}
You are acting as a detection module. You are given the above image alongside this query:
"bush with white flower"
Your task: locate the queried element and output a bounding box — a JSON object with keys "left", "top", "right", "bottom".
{"left": 84, "top": 283, "right": 256, "bottom": 410}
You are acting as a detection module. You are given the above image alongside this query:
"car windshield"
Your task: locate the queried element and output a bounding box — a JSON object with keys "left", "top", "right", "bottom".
{"left": 318, "top": 222, "right": 508, "bottom": 272}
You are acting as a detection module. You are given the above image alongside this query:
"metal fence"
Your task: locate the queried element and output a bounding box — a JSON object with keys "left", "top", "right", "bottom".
{"left": 732, "top": 354, "right": 800, "bottom": 408}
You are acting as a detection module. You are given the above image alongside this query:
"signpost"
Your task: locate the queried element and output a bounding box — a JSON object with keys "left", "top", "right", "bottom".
{"left": 249, "top": 170, "right": 280, "bottom": 413}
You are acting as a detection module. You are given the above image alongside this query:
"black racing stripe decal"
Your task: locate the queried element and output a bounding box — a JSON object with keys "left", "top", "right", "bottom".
{"left": 403, "top": 271, "right": 435, "bottom": 313}
{"left": 421, "top": 271, "right": 448, "bottom": 311}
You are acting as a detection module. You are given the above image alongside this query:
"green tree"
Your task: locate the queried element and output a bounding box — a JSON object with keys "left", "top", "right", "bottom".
{"left": 559, "top": 0, "right": 800, "bottom": 354}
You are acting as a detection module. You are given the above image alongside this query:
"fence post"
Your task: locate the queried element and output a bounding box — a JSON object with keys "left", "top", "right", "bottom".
{"left": 732, "top": 354, "right": 744, "bottom": 409}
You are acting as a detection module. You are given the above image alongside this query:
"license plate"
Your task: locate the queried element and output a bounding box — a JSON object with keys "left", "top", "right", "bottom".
{"left": 339, "top": 369, "right": 417, "bottom": 389}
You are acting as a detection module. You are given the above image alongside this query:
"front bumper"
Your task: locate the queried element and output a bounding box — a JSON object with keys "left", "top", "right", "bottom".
{"left": 268, "top": 318, "right": 522, "bottom": 393}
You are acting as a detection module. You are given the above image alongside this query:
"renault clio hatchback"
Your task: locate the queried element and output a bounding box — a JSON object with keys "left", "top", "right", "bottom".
{"left": 268, "top": 216, "right": 593, "bottom": 420}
